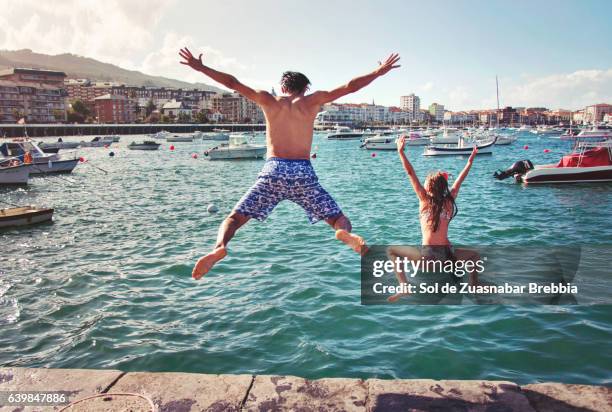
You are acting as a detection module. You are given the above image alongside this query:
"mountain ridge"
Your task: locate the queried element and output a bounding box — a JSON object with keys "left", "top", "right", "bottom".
{"left": 0, "top": 49, "right": 225, "bottom": 92}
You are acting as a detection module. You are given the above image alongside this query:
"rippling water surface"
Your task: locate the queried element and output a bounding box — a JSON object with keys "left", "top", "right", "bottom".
{"left": 1, "top": 132, "right": 611, "bottom": 385}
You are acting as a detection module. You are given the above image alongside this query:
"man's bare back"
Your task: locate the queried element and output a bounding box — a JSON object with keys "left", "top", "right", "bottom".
{"left": 264, "top": 95, "right": 319, "bottom": 159}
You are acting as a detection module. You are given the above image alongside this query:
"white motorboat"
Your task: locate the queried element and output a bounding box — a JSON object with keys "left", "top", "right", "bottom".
{"left": 205, "top": 134, "right": 266, "bottom": 160}
{"left": 361, "top": 135, "right": 397, "bottom": 150}
{"left": 518, "top": 125, "right": 533, "bottom": 132}
{"left": 0, "top": 140, "right": 79, "bottom": 174}
{"left": 430, "top": 129, "right": 462, "bottom": 144}
{"left": 39, "top": 139, "right": 80, "bottom": 152}
{"left": 80, "top": 136, "right": 113, "bottom": 147}
{"left": 494, "top": 134, "right": 518, "bottom": 145}
{"left": 166, "top": 134, "right": 194, "bottom": 142}
{"left": 424, "top": 136, "right": 497, "bottom": 156}
{"left": 128, "top": 141, "right": 161, "bottom": 150}
{"left": 530, "top": 126, "right": 563, "bottom": 136}
{"left": 562, "top": 127, "right": 612, "bottom": 141}
{"left": 150, "top": 130, "right": 171, "bottom": 140}
{"left": 201, "top": 131, "right": 230, "bottom": 141}
{"left": 0, "top": 164, "right": 30, "bottom": 185}
{"left": 327, "top": 126, "right": 364, "bottom": 140}
{"left": 0, "top": 206, "right": 54, "bottom": 228}
{"left": 495, "top": 141, "right": 612, "bottom": 184}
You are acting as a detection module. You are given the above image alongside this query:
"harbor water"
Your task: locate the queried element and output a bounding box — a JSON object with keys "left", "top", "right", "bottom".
{"left": 1, "top": 132, "right": 611, "bottom": 385}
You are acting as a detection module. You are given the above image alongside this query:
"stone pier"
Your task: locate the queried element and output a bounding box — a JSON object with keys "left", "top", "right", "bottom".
{"left": 0, "top": 367, "right": 609, "bottom": 411}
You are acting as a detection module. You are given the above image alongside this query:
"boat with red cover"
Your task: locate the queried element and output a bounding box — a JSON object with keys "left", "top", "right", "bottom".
{"left": 494, "top": 141, "right": 612, "bottom": 184}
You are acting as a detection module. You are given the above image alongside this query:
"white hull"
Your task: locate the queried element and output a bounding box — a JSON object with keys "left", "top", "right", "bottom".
{"left": 166, "top": 136, "right": 194, "bottom": 142}
{"left": 207, "top": 147, "right": 267, "bottom": 160}
{"left": 80, "top": 141, "right": 113, "bottom": 147}
{"left": 521, "top": 164, "right": 612, "bottom": 184}
{"left": 494, "top": 136, "right": 517, "bottom": 145}
{"left": 0, "top": 165, "right": 30, "bottom": 185}
{"left": 39, "top": 141, "right": 80, "bottom": 150}
{"left": 430, "top": 136, "right": 460, "bottom": 144}
{"left": 424, "top": 139, "right": 496, "bottom": 156}
{"left": 27, "top": 159, "right": 79, "bottom": 175}
{"left": 128, "top": 144, "right": 160, "bottom": 150}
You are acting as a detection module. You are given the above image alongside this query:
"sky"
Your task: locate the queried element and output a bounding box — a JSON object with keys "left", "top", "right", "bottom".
{"left": 0, "top": 0, "right": 610, "bottom": 110}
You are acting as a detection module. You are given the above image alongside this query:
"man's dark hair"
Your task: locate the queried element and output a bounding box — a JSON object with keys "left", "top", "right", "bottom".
{"left": 280, "top": 71, "right": 311, "bottom": 94}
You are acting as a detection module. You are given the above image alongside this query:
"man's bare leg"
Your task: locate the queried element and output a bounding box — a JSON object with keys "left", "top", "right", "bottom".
{"left": 192, "top": 211, "right": 250, "bottom": 280}
{"left": 325, "top": 214, "right": 367, "bottom": 255}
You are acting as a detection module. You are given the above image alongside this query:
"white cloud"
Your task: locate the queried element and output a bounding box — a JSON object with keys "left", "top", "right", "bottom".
{"left": 141, "top": 32, "right": 254, "bottom": 86}
{"left": 503, "top": 69, "right": 612, "bottom": 109}
{"left": 0, "top": 0, "right": 175, "bottom": 68}
{"left": 421, "top": 81, "right": 434, "bottom": 92}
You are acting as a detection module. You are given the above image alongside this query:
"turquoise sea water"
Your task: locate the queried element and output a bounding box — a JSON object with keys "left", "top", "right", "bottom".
{"left": 1, "top": 132, "right": 611, "bottom": 385}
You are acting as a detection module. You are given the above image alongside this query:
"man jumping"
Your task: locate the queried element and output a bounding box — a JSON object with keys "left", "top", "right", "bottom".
{"left": 179, "top": 47, "right": 400, "bottom": 279}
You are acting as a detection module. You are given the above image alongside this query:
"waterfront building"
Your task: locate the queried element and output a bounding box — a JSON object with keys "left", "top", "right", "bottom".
{"left": 0, "top": 68, "right": 67, "bottom": 123}
{"left": 0, "top": 68, "right": 66, "bottom": 88}
{"left": 210, "top": 92, "right": 264, "bottom": 123}
{"left": 429, "top": 103, "right": 445, "bottom": 122}
{"left": 161, "top": 100, "right": 192, "bottom": 119}
{"left": 400, "top": 94, "right": 420, "bottom": 120}
{"left": 583, "top": 103, "right": 612, "bottom": 124}
{"left": 94, "top": 94, "right": 135, "bottom": 123}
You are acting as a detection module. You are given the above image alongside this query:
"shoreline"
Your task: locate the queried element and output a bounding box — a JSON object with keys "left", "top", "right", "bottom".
{"left": 1, "top": 367, "right": 609, "bottom": 411}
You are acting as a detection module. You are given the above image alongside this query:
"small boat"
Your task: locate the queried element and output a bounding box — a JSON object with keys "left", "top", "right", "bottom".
{"left": 0, "top": 206, "right": 54, "bottom": 228}
{"left": 150, "top": 130, "right": 171, "bottom": 140}
{"left": 0, "top": 163, "right": 30, "bottom": 186}
{"left": 0, "top": 140, "right": 79, "bottom": 175}
{"left": 166, "top": 134, "right": 194, "bottom": 142}
{"left": 108, "top": 135, "right": 121, "bottom": 142}
{"left": 430, "top": 128, "right": 462, "bottom": 144}
{"left": 205, "top": 134, "right": 266, "bottom": 160}
{"left": 361, "top": 135, "right": 397, "bottom": 150}
{"left": 38, "top": 139, "right": 80, "bottom": 153}
{"left": 493, "top": 135, "right": 518, "bottom": 145}
{"left": 424, "top": 136, "right": 497, "bottom": 156}
{"left": 327, "top": 126, "right": 364, "bottom": 140}
{"left": 80, "top": 136, "right": 113, "bottom": 147}
{"left": 128, "top": 141, "right": 161, "bottom": 151}
{"left": 201, "top": 131, "right": 230, "bottom": 141}
{"left": 561, "top": 127, "right": 612, "bottom": 141}
{"left": 495, "top": 140, "right": 612, "bottom": 184}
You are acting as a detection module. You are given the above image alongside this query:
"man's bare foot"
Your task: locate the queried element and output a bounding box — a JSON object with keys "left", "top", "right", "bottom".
{"left": 192, "top": 247, "right": 227, "bottom": 280}
{"left": 335, "top": 229, "right": 368, "bottom": 255}
{"left": 388, "top": 292, "right": 410, "bottom": 303}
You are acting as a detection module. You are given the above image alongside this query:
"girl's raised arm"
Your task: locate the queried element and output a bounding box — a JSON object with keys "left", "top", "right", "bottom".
{"left": 397, "top": 136, "right": 427, "bottom": 201}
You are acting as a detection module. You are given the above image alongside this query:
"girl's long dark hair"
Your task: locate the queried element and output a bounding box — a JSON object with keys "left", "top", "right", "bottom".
{"left": 424, "top": 172, "right": 458, "bottom": 232}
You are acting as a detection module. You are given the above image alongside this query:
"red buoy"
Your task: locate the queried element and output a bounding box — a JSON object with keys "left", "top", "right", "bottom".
{"left": 192, "top": 153, "right": 198, "bottom": 159}
{"left": 169, "top": 145, "right": 175, "bottom": 151}
{"left": 79, "top": 157, "right": 85, "bottom": 163}
{"left": 524, "top": 145, "right": 529, "bottom": 150}
{"left": 371, "top": 153, "right": 376, "bottom": 157}
{"left": 544, "top": 149, "right": 550, "bottom": 153}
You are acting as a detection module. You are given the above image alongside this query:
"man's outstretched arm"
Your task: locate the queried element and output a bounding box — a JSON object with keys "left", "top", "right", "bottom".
{"left": 309, "top": 53, "right": 400, "bottom": 105}
{"left": 179, "top": 47, "right": 275, "bottom": 106}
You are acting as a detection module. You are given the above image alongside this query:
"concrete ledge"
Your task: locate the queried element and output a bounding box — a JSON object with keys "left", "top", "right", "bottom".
{"left": 1, "top": 367, "right": 610, "bottom": 412}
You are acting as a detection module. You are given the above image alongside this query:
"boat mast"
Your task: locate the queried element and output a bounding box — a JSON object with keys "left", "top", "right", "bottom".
{"left": 496, "top": 75, "right": 500, "bottom": 129}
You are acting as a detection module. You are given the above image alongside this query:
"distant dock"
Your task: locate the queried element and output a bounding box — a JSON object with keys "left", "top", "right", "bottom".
{"left": 0, "top": 367, "right": 609, "bottom": 411}
{"left": 0, "top": 123, "right": 267, "bottom": 138}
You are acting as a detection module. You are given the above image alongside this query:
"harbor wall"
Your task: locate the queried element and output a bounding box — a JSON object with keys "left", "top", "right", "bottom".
{"left": 0, "top": 367, "right": 609, "bottom": 411}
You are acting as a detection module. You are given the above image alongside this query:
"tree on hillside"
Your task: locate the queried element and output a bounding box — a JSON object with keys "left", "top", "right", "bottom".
{"left": 194, "top": 110, "right": 208, "bottom": 124}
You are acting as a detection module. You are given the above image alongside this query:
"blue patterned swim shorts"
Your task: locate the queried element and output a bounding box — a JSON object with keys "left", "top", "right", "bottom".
{"left": 233, "top": 157, "right": 343, "bottom": 224}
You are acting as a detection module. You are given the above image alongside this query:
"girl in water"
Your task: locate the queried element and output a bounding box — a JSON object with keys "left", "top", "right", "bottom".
{"left": 387, "top": 135, "right": 480, "bottom": 302}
